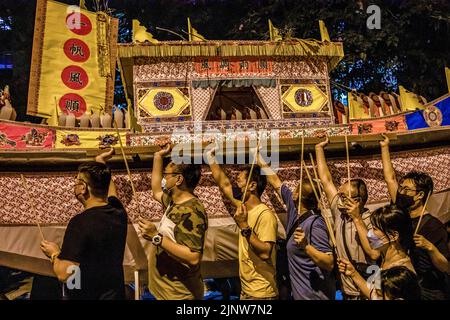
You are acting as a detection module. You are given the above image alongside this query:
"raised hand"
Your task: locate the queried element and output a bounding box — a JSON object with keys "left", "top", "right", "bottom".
{"left": 95, "top": 147, "right": 115, "bottom": 164}
{"left": 205, "top": 142, "right": 219, "bottom": 164}
{"left": 379, "top": 133, "right": 390, "bottom": 148}
{"left": 315, "top": 136, "right": 329, "bottom": 149}
{"left": 155, "top": 142, "right": 172, "bottom": 157}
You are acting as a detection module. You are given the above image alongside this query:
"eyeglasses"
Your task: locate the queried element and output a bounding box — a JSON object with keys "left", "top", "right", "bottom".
{"left": 162, "top": 171, "right": 182, "bottom": 177}
{"left": 398, "top": 186, "right": 418, "bottom": 193}
{"left": 337, "top": 193, "right": 361, "bottom": 201}
{"left": 74, "top": 178, "right": 88, "bottom": 186}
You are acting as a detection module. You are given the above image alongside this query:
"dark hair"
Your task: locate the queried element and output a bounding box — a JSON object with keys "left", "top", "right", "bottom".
{"left": 176, "top": 163, "right": 202, "bottom": 192}
{"left": 78, "top": 162, "right": 111, "bottom": 198}
{"left": 242, "top": 165, "right": 267, "bottom": 197}
{"left": 400, "top": 171, "right": 433, "bottom": 204}
{"left": 299, "top": 180, "right": 319, "bottom": 211}
{"left": 349, "top": 178, "right": 368, "bottom": 205}
{"left": 381, "top": 266, "right": 421, "bottom": 300}
{"left": 370, "top": 204, "right": 414, "bottom": 252}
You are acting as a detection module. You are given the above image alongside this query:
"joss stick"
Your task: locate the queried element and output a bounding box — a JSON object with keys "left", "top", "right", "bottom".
{"left": 308, "top": 154, "right": 337, "bottom": 249}
{"left": 414, "top": 192, "right": 431, "bottom": 235}
{"left": 20, "top": 174, "right": 45, "bottom": 241}
{"left": 114, "top": 120, "right": 137, "bottom": 196}
{"left": 301, "top": 160, "right": 320, "bottom": 203}
{"left": 114, "top": 121, "right": 142, "bottom": 218}
{"left": 242, "top": 140, "right": 260, "bottom": 205}
{"left": 114, "top": 121, "right": 141, "bottom": 300}
{"left": 298, "top": 134, "right": 304, "bottom": 216}
{"left": 344, "top": 134, "right": 351, "bottom": 198}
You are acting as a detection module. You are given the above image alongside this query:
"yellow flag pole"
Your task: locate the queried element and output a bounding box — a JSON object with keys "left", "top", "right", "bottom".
{"left": 187, "top": 17, "right": 192, "bottom": 42}
{"left": 414, "top": 193, "right": 431, "bottom": 235}
{"left": 20, "top": 174, "right": 45, "bottom": 241}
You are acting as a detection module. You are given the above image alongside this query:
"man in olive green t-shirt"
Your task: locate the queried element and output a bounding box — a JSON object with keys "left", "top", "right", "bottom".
{"left": 139, "top": 143, "right": 208, "bottom": 300}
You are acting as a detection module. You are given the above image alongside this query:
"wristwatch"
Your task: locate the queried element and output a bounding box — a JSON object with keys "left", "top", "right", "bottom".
{"left": 151, "top": 233, "right": 163, "bottom": 247}
{"left": 240, "top": 226, "right": 252, "bottom": 238}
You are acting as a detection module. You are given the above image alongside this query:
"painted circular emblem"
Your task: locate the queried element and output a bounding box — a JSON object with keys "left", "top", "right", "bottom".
{"left": 153, "top": 91, "right": 175, "bottom": 111}
{"left": 61, "top": 65, "right": 89, "bottom": 90}
{"left": 59, "top": 93, "right": 87, "bottom": 118}
{"left": 294, "top": 89, "right": 313, "bottom": 107}
{"left": 64, "top": 38, "right": 90, "bottom": 63}
{"left": 424, "top": 105, "right": 442, "bottom": 127}
{"left": 66, "top": 13, "right": 92, "bottom": 36}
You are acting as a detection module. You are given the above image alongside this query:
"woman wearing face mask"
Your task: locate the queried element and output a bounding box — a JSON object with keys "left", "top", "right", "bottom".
{"left": 338, "top": 205, "right": 415, "bottom": 299}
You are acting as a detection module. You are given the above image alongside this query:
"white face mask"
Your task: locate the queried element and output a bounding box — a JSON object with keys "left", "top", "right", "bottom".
{"left": 161, "top": 177, "right": 177, "bottom": 193}
{"left": 367, "top": 229, "right": 387, "bottom": 250}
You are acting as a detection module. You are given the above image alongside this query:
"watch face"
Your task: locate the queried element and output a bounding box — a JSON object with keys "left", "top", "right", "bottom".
{"left": 152, "top": 234, "right": 162, "bottom": 245}
{"left": 241, "top": 228, "right": 252, "bottom": 237}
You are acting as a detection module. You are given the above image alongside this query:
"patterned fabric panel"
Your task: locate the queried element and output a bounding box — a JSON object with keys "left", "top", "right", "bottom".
{"left": 1, "top": 146, "right": 449, "bottom": 224}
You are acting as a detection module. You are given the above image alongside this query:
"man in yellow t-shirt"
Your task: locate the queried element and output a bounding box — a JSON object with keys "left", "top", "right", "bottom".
{"left": 207, "top": 148, "right": 278, "bottom": 299}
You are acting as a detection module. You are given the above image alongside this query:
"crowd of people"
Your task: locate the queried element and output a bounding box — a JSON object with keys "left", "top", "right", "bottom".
{"left": 38, "top": 134, "right": 450, "bottom": 300}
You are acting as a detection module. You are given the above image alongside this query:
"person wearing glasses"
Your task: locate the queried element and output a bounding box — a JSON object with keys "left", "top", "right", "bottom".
{"left": 40, "top": 148, "right": 128, "bottom": 300}
{"left": 380, "top": 134, "right": 450, "bottom": 300}
{"left": 315, "top": 137, "right": 377, "bottom": 300}
{"left": 138, "top": 142, "right": 207, "bottom": 300}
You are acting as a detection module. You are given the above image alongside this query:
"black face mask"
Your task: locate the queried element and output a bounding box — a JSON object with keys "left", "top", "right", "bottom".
{"left": 232, "top": 186, "right": 243, "bottom": 201}
{"left": 395, "top": 191, "right": 416, "bottom": 211}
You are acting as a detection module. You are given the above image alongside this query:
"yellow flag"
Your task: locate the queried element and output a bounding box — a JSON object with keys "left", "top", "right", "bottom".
{"left": 79, "top": 0, "right": 87, "bottom": 10}
{"left": 132, "top": 20, "right": 159, "bottom": 43}
{"left": 319, "top": 20, "right": 330, "bottom": 42}
{"left": 399, "top": 86, "right": 426, "bottom": 111}
{"left": 268, "top": 19, "right": 282, "bottom": 42}
{"left": 348, "top": 92, "right": 370, "bottom": 119}
{"left": 187, "top": 17, "right": 206, "bottom": 42}
{"left": 27, "top": 0, "right": 118, "bottom": 119}
{"left": 446, "top": 67, "right": 450, "bottom": 93}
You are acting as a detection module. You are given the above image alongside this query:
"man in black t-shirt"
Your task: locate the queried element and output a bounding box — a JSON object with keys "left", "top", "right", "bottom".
{"left": 40, "top": 149, "right": 128, "bottom": 300}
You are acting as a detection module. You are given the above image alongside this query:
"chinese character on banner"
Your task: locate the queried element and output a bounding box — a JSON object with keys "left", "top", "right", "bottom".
{"left": 61, "top": 66, "right": 89, "bottom": 90}
{"left": 66, "top": 12, "right": 92, "bottom": 36}
{"left": 59, "top": 93, "right": 87, "bottom": 117}
{"left": 64, "top": 38, "right": 90, "bottom": 62}
{"left": 219, "top": 59, "right": 230, "bottom": 70}
{"left": 201, "top": 59, "right": 210, "bottom": 70}
{"left": 259, "top": 60, "right": 268, "bottom": 70}
{"left": 239, "top": 61, "right": 249, "bottom": 70}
